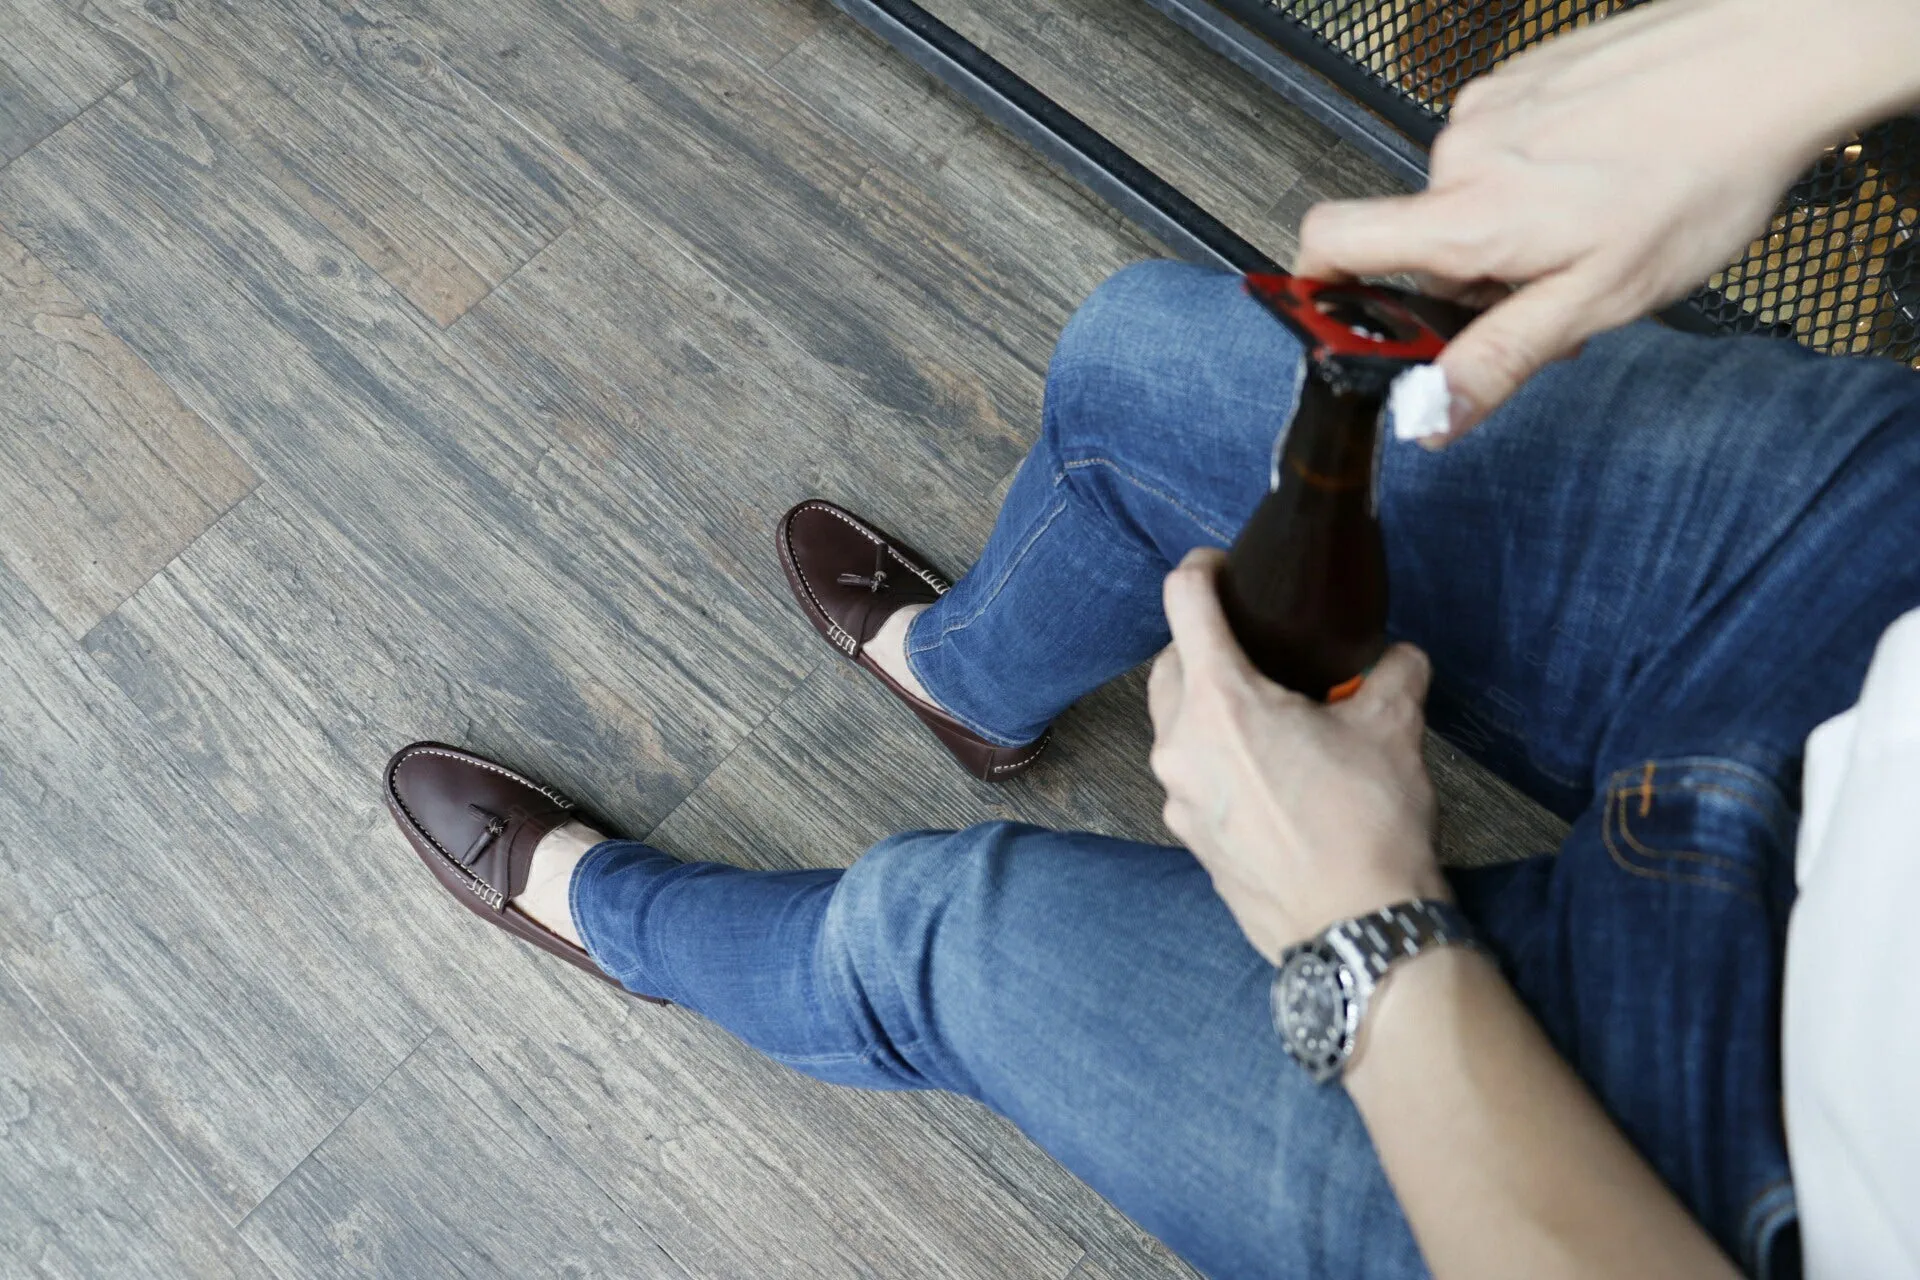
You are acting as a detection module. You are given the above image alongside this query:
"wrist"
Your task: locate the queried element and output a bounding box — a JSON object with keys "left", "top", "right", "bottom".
{"left": 1342, "top": 944, "right": 1492, "bottom": 1091}
{"left": 1271, "top": 897, "right": 1479, "bottom": 1084}
{"left": 1282, "top": 862, "right": 1451, "bottom": 953}
{"left": 1773, "top": 0, "right": 1920, "bottom": 144}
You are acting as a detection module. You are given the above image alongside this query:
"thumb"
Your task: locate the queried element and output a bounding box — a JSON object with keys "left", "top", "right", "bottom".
{"left": 1433, "top": 268, "right": 1601, "bottom": 439}
{"left": 1162, "top": 548, "right": 1256, "bottom": 682}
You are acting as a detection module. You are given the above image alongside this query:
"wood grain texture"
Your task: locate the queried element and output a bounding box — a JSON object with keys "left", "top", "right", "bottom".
{"left": 0, "top": 0, "right": 130, "bottom": 166}
{"left": 904, "top": 1089, "right": 1204, "bottom": 1280}
{"left": 2, "top": 73, "right": 1142, "bottom": 1279}
{"left": 647, "top": 645, "right": 1560, "bottom": 873}
{"left": 1070, "top": 1250, "right": 1192, "bottom": 1280}
{"left": 646, "top": 659, "right": 1158, "bottom": 873}
{"left": 445, "top": 196, "right": 1025, "bottom": 610}
{"left": 0, "top": 556, "right": 431, "bottom": 1221}
{"left": 1, "top": 75, "right": 807, "bottom": 816}
{"left": 917, "top": 0, "right": 1331, "bottom": 258}
{"left": 0, "top": 225, "right": 257, "bottom": 637}
{"left": 241, "top": 1032, "right": 693, "bottom": 1279}
{"left": 75, "top": 0, "right": 604, "bottom": 323}
{"left": 62, "top": 510, "right": 1097, "bottom": 1280}
{"left": 0, "top": 0, "right": 1567, "bottom": 1274}
{"left": 435, "top": 963, "right": 1087, "bottom": 1280}
{"left": 0, "top": 967, "right": 269, "bottom": 1278}
{"left": 768, "top": 11, "right": 1163, "bottom": 286}
{"left": 405, "top": 0, "right": 1108, "bottom": 437}
{"left": 613, "top": 0, "right": 836, "bottom": 73}
{"left": 1266, "top": 138, "right": 1411, "bottom": 239}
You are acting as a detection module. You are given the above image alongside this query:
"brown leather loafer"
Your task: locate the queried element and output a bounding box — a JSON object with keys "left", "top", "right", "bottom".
{"left": 777, "top": 500, "right": 1049, "bottom": 782}
{"left": 383, "top": 741, "right": 666, "bottom": 1003}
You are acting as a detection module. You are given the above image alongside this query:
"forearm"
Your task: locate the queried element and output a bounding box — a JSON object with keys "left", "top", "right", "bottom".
{"left": 1343, "top": 948, "right": 1740, "bottom": 1280}
{"left": 1730, "top": 0, "right": 1920, "bottom": 154}
{"left": 1792, "top": 0, "right": 1920, "bottom": 135}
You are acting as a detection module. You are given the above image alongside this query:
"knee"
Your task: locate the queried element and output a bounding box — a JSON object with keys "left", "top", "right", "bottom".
{"left": 1059, "top": 260, "right": 1221, "bottom": 359}
{"left": 831, "top": 822, "right": 1061, "bottom": 1005}
{"left": 1045, "top": 261, "right": 1236, "bottom": 452}
{"left": 831, "top": 824, "right": 1008, "bottom": 963}
{"left": 1042, "top": 261, "right": 1296, "bottom": 495}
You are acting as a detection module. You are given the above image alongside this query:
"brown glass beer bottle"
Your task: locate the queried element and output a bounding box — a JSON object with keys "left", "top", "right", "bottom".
{"left": 1219, "top": 372, "right": 1388, "bottom": 702}
{"left": 1221, "top": 274, "right": 1469, "bottom": 701}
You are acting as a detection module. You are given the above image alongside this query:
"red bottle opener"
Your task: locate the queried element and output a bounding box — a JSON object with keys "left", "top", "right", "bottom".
{"left": 1217, "top": 275, "right": 1479, "bottom": 701}
{"left": 1242, "top": 274, "right": 1473, "bottom": 395}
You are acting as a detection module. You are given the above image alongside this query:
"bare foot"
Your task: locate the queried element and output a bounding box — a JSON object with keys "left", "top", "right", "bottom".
{"left": 511, "top": 819, "right": 605, "bottom": 948}
{"left": 864, "top": 602, "right": 938, "bottom": 705}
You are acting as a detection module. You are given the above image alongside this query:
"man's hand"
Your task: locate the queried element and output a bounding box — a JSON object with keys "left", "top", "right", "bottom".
{"left": 1149, "top": 551, "right": 1744, "bottom": 1276}
{"left": 1296, "top": 0, "right": 1920, "bottom": 443}
{"left": 1147, "top": 548, "right": 1448, "bottom": 960}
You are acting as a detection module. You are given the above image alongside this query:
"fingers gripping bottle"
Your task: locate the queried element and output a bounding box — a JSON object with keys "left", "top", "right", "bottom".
{"left": 1220, "top": 276, "right": 1472, "bottom": 701}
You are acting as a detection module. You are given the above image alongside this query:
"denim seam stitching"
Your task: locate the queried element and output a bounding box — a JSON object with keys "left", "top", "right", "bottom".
{"left": 903, "top": 482, "right": 1078, "bottom": 747}
{"left": 1061, "top": 456, "right": 1236, "bottom": 544}
{"left": 908, "top": 473, "right": 1072, "bottom": 649}
{"left": 1626, "top": 782, "right": 1779, "bottom": 820}
{"left": 1606, "top": 760, "right": 1796, "bottom": 844}
{"left": 1604, "top": 756, "right": 1786, "bottom": 802}
{"left": 1601, "top": 789, "right": 1762, "bottom": 903}
{"left": 1613, "top": 793, "right": 1760, "bottom": 874}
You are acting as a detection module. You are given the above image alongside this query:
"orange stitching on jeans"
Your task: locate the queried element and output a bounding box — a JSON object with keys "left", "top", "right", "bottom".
{"left": 1601, "top": 793, "right": 1761, "bottom": 903}
{"left": 1613, "top": 792, "right": 1752, "bottom": 872}
{"left": 1611, "top": 780, "right": 1780, "bottom": 822}
{"left": 1638, "top": 760, "right": 1655, "bottom": 817}
{"left": 1608, "top": 759, "right": 1769, "bottom": 779}
{"left": 1608, "top": 758, "right": 1776, "bottom": 792}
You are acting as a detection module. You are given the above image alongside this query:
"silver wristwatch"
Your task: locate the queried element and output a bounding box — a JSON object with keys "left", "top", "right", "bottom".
{"left": 1271, "top": 899, "right": 1480, "bottom": 1084}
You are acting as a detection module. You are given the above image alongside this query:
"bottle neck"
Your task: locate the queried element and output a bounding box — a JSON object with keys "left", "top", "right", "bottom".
{"left": 1280, "top": 375, "right": 1382, "bottom": 496}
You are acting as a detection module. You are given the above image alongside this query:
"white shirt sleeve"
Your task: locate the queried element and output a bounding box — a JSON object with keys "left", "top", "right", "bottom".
{"left": 1784, "top": 608, "right": 1920, "bottom": 1278}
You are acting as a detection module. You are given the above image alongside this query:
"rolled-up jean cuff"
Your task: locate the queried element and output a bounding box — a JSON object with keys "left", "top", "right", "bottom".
{"left": 568, "top": 839, "right": 631, "bottom": 971}
{"left": 901, "top": 615, "right": 1033, "bottom": 748}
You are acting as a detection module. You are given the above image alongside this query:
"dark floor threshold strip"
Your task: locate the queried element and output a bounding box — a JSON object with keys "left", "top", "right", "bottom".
{"left": 830, "top": 0, "right": 1728, "bottom": 337}
{"left": 831, "top": 0, "right": 1279, "bottom": 275}
{"left": 1139, "top": 0, "right": 1433, "bottom": 190}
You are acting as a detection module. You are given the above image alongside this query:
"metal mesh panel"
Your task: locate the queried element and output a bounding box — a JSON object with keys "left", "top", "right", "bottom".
{"left": 1260, "top": 0, "right": 1920, "bottom": 365}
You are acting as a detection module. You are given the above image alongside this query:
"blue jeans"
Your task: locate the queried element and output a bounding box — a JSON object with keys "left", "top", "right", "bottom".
{"left": 573, "top": 262, "right": 1920, "bottom": 1279}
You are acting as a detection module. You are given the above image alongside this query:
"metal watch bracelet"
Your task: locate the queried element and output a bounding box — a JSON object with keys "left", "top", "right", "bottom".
{"left": 1270, "top": 898, "right": 1482, "bottom": 1084}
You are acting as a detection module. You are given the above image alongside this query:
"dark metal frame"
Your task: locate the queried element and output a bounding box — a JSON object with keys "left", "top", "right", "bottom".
{"left": 1138, "top": 0, "right": 1435, "bottom": 188}
{"left": 830, "top": 0, "right": 1728, "bottom": 337}
{"left": 830, "top": 0, "right": 1444, "bottom": 275}
{"left": 833, "top": 0, "right": 1281, "bottom": 273}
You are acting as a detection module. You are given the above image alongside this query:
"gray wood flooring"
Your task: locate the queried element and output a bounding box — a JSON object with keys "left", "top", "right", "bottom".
{"left": 0, "top": 0, "right": 1564, "bottom": 1274}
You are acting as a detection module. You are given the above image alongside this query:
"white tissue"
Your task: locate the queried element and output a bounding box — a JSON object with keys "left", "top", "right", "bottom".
{"left": 1389, "top": 363, "right": 1451, "bottom": 441}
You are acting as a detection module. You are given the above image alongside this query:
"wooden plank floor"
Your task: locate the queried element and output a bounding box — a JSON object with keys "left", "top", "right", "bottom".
{"left": 0, "top": 0, "right": 1565, "bottom": 1274}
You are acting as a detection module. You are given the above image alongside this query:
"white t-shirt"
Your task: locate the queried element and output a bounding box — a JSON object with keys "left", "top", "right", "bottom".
{"left": 1784, "top": 607, "right": 1920, "bottom": 1276}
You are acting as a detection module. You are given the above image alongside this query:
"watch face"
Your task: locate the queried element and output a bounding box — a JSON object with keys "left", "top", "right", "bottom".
{"left": 1273, "top": 943, "right": 1354, "bottom": 1083}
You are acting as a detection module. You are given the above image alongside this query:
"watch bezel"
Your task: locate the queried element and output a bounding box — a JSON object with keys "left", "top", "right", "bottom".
{"left": 1271, "top": 938, "right": 1362, "bottom": 1084}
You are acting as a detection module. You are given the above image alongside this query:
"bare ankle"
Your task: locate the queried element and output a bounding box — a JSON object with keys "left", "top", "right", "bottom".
{"left": 513, "top": 819, "right": 604, "bottom": 948}
{"left": 865, "top": 602, "right": 936, "bottom": 705}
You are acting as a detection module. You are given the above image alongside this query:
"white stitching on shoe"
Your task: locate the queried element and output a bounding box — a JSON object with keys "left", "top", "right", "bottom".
{"left": 387, "top": 747, "right": 573, "bottom": 908}
{"left": 885, "top": 544, "right": 949, "bottom": 595}
{"left": 989, "top": 736, "right": 1050, "bottom": 774}
{"left": 786, "top": 503, "right": 1047, "bottom": 770}
{"left": 785, "top": 502, "right": 948, "bottom": 651}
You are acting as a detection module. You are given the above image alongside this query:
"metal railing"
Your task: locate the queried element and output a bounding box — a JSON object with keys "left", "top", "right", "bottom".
{"left": 1167, "top": 0, "right": 1920, "bottom": 364}
{"left": 834, "top": 0, "right": 1920, "bottom": 366}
